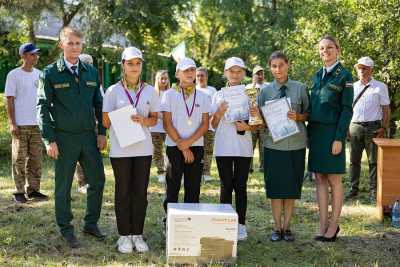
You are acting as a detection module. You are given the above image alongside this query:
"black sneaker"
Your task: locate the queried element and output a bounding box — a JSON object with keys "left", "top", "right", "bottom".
{"left": 14, "top": 193, "right": 27, "bottom": 204}
{"left": 27, "top": 191, "right": 49, "bottom": 201}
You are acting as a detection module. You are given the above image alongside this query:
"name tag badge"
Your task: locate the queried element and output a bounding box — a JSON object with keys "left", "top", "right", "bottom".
{"left": 86, "top": 81, "right": 97, "bottom": 87}
{"left": 53, "top": 83, "right": 70, "bottom": 89}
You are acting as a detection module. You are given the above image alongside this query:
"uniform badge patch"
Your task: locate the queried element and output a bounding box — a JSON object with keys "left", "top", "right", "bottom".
{"left": 86, "top": 81, "right": 97, "bottom": 86}
{"left": 53, "top": 83, "right": 70, "bottom": 89}
{"left": 345, "top": 82, "right": 353, "bottom": 88}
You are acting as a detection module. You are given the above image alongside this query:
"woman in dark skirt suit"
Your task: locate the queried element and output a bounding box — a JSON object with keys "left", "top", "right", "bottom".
{"left": 257, "top": 51, "right": 309, "bottom": 242}
{"left": 308, "top": 36, "right": 354, "bottom": 242}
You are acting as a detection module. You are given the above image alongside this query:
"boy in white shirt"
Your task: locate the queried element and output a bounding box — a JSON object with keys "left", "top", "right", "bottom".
{"left": 5, "top": 43, "right": 48, "bottom": 204}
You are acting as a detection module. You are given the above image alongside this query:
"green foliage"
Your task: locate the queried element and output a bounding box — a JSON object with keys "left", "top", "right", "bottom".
{"left": 1, "top": 0, "right": 400, "bottom": 115}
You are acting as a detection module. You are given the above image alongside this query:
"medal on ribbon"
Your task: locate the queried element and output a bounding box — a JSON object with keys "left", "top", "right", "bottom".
{"left": 121, "top": 80, "right": 145, "bottom": 107}
{"left": 180, "top": 86, "right": 196, "bottom": 126}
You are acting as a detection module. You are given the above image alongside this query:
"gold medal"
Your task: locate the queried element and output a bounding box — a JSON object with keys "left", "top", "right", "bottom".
{"left": 188, "top": 118, "right": 192, "bottom": 126}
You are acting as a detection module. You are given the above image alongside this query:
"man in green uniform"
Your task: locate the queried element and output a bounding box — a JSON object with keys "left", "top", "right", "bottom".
{"left": 37, "top": 27, "right": 106, "bottom": 248}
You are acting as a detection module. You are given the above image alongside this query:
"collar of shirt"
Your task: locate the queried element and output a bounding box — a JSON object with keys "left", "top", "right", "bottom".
{"left": 196, "top": 84, "right": 208, "bottom": 90}
{"left": 360, "top": 77, "right": 374, "bottom": 86}
{"left": 323, "top": 61, "right": 339, "bottom": 77}
{"left": 64, "top": 57, "right": 79, "bottom": 75}
{"left": 272, "top": 79, "right": 290, "bottom": 90}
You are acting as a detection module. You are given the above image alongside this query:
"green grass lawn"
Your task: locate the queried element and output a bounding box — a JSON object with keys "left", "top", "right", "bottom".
{"left": 0, "top": 152, "right": 399, "bottom": 267}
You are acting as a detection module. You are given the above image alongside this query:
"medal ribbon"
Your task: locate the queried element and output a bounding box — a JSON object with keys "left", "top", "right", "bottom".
{"left": 181, "top": 86, "right": 196, "bottom": 121}
{"left": 121, "top": 80, "right": 145, "bottom": 108}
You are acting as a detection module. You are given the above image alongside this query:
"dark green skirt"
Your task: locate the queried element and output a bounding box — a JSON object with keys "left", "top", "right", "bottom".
{"left": 308, "top": 122, "right": 346, "bottom": 174}
{"left": 263, "top": 147, "right": 305, "bottom": 199}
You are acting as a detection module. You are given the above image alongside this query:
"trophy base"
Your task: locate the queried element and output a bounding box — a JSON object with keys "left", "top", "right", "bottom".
{"left": 248, "top": 117, "right": 263, "bottom": 126}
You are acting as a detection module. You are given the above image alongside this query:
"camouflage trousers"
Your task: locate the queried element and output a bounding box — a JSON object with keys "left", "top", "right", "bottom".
{"left": 11, "top": 125, "right": 43, "bottom": 194}
{"left": 250, "top": 129, "right": 265, "bottom": 170}
{"left": 151, "top": 132, "right": 166, "bottom": 174}
{"left": 203, "top": 130, "right": 214, "bottom": 176}
{"left": 74, "top": 163, "right": 86, "bottom": 187}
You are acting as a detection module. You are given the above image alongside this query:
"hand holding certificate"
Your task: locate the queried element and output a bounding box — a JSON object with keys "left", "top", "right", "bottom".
{"left": 261, "top": 97, "right": 299, "bottom": 142}
{"left": 221, "top": 85, "right": 249, "bottom": 122}
{"left": 108, "top": 105, "right": 146, "bottom": 148}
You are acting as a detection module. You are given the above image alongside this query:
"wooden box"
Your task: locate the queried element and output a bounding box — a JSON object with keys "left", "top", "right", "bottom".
{"left": 373, "top": 138, "right": 400, "bottom": 221}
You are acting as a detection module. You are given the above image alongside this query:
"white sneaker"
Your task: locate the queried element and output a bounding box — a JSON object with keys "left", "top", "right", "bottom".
{"left": 238, "top": 224, "right": 248, "bottom": 241}
{"left": 132, "top": 235, "right": 149, "bottom": 252}
{"left": 157, "top": 174, "right": 166, "bottom": 183}
{"left": 203, "top": 175, "right": 213, "bottom": 182}
{"left": 117, "top": 235, "right": 133, "bottom": 253}
{"left": 77, "top": 184, "right": 89, "bottom": 194}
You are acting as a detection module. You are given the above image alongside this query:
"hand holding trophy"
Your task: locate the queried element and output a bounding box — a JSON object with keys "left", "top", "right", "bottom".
{"left": 245, "top": 84, "right": 263, "bottom": 126}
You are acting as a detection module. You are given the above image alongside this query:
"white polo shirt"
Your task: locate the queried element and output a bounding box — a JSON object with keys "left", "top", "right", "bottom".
{"left": 4, "top": 67, "right": 41, "bottom": 126}
{"left": 196, "top": 85, "right": 217, "bottom": 131}
{"left": 352, "top": 79, "right": 390, "bottom": 123}
{"left": 150, "top": 89, "right": 168, "bottom": 133}
{"left": 212, "top": 89, "right": 253, "bottom": 157}
{"left": 161, "top": 88, "right": 211, "bottom": 147}
{"left": 103, "top": 82, "right": 161, "bottom": 157}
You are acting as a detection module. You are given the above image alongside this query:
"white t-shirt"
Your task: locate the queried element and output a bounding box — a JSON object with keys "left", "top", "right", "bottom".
{"left": 196, "top": 85, "right": 217, "bottom": 131}
{"left": 352, "top": 79, "right": 390, "bottom": 122}
{"left": 102, "top": 82, "right": 161, "bottom": 157}
{"left": 150, "top": 89, "right": 168, "bottom": 133}
{"left": 4, "top": 67, "right": 41, "bottom": 126}
{"left": 161, "top": 88, "right": 211, "bottom": 147}
{"left": 212, "top": 89, "right": 253, "bottom": 157}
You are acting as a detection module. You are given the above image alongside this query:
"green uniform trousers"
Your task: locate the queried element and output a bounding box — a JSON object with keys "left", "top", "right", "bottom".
{"left": 54, "top": 131, "right": 105, "bottom": 237}
{"left": 348, "top": 121, "right": 380, "bottom": 193}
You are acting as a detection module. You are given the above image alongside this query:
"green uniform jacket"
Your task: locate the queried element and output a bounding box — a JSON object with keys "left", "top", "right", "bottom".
{"left": 37, "top": 57, "right": 106, "bottom": 145}
{"left": 308, "top": 62, "right": 354, "bottom": 141}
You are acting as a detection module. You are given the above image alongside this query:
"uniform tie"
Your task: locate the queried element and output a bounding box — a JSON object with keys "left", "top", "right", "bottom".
{"left": 322, "top": 68, "right": 327, "bottom": 79}
{"left": 71, "top": 65, "right": 78, "bottom": 78}
{"left": 279, "top": 85, "right": 287, "bottom": 98}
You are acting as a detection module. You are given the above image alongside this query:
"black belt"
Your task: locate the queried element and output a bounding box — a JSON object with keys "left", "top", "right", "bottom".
{"left": 353, "top": 120, "right": 381, "bottom": 127}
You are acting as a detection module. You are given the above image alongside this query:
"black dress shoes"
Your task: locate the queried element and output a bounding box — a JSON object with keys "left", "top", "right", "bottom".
{"left": 322, "top": 226, "right": 340, "bottom": 242}
{"left": 64, "top": 234, "right": 80, "bottom": 248}
{"left": 83, "top": 225, "right": 106, "bottom": 240}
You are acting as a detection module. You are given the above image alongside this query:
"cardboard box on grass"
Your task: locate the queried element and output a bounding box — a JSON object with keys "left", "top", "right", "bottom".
{"left": 167, "top": 203, "right": 238, "bottom": 265}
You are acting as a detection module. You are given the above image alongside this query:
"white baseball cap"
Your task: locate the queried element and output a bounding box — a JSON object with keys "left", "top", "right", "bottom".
{"left": 121, "top": 46, "right": 143, "bottom": 61}
{"left": 176, "top": 57, "right": 197, "bottom": 71}
{"left": 224, "top": 57, "right": 246, "bottom": 70}
{"left": 354, "top": 56, "right": 374, "bottom": 68}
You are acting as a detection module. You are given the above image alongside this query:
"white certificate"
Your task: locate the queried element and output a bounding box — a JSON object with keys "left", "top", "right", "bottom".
{"left": 261, "top": 97, "right": 299, "bottom": 142}
{"left": 221, "top": 85, "right": 249, "bottom": 122}
{"left": 108, "top": 105, "right": 146, "bottom": 148}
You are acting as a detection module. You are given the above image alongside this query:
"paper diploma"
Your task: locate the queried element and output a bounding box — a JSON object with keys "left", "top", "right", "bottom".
{"left": 261, "top": 97, "right": 299, "bottom": 142}
{"left": 108, "top": 105, "right": 146, "bottom": 148}
{"left": 221, "top": 85, "right": 249, "bottom": 122}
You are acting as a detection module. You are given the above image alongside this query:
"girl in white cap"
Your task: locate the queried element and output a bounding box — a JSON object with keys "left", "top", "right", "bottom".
{"left": 102, "top": 46, "right": 160, "bottom": 253}
{"left": 150, "top": 70, "right": 170, "bottom": 183}
{"left": 161, "top": 57, "right": 210, "bottom": 213}
{"left": 211, "top": 57, "right": 256, "bottom": 241}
